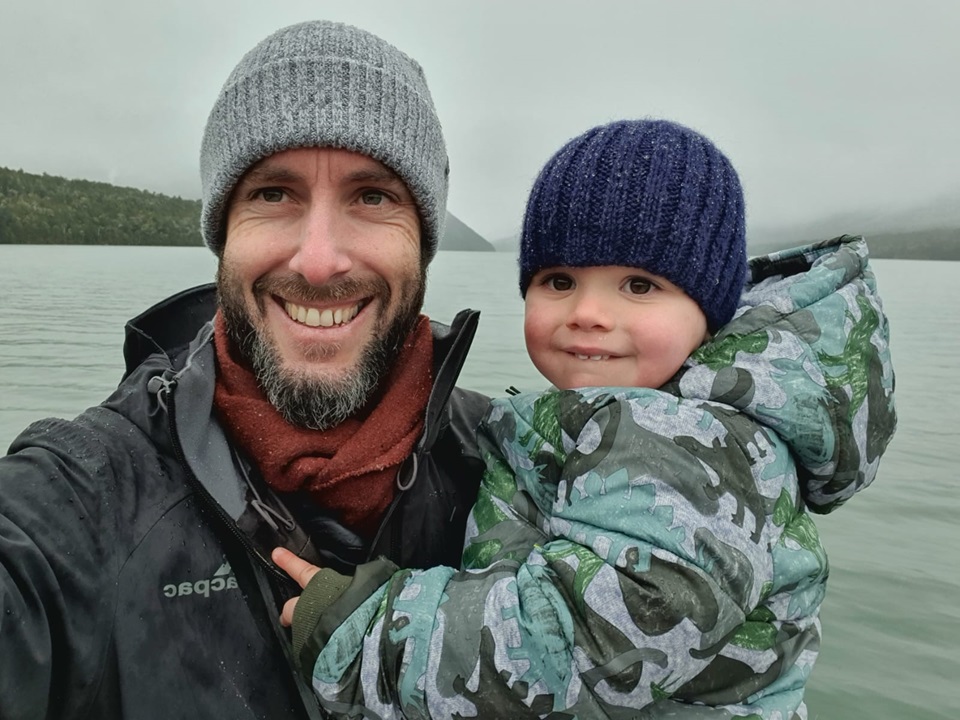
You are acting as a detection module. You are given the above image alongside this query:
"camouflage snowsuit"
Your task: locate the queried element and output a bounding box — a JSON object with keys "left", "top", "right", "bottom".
{"left": 298, "top": 236, "right": 897, "bottom": 719}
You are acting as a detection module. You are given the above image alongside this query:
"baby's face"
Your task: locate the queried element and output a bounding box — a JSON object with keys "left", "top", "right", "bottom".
{"left": 524, "top": 265, "right": 707, "bottom": 390}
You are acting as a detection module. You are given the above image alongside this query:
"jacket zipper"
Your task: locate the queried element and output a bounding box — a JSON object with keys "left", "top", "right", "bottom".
{"left": 155, "top": 372, "right": 325, "bottom": 719}
{"left": 154, "top": 374, "right": 288, "bottom": 584}
{"left": 363, "top": 310, "right": 480, "bottom": 564}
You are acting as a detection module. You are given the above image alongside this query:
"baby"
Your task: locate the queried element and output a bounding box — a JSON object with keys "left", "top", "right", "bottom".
{"left": 276, "top": 119, "right": 896, "bottom": 718}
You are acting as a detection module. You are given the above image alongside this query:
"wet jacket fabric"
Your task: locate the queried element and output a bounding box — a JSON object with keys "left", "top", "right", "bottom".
{"left": 297, "top": 236, "right": 897, "bottom": 719}
{"left": 0, "top": 284, "right": 489, "bottom": 720}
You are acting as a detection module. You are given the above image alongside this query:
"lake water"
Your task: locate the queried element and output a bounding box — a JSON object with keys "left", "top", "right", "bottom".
{"left": 1, "top": 245, "right": 958, "bottom": 719}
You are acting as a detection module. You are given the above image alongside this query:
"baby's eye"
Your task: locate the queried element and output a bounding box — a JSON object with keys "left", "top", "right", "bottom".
{"left": 625, "top": 277, "right": 654, "bottom": 295}
{"left": 254, "top": 188, "right": 286, "bottom": 203}
{"left": 545, "top": 274, "right": 574, "bottom": 291}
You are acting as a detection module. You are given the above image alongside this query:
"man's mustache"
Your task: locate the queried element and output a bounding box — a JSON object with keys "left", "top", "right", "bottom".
{"left": 252, "top": 275, "right": 390, "bottom": 305}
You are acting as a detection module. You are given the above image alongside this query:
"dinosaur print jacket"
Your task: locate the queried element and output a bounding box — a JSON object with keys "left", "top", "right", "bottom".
{"left": 294, "top": 235, "right": 897, "bottom": 719}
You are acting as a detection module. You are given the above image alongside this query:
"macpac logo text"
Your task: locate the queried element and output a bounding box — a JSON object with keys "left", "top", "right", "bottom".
{"left": 163, "top": 561, "right": 238, "bottom": 598}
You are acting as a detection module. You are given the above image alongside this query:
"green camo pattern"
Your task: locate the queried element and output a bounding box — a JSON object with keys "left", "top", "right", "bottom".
{"left": 307, "top": 236, "right": 896, "bottom": 719}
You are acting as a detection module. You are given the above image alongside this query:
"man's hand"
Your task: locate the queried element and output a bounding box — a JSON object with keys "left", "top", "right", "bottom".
{"left": 272, "top": 547, "right": 321, "bottom": 627}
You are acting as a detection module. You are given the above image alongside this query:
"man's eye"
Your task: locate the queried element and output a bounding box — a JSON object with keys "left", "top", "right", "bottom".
{"left": 255, "top": 188, "right": 285, "bottom": 203}
{"left": 545, "top": 274, "right": 574, "bottom": 291}
{"left": 625, "top": 277, "right": 654, "bottom": 295}
{"left": 360, "top": 190, "right": 387, "bottom": 205}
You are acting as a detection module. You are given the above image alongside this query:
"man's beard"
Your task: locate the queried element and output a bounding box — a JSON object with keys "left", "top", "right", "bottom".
{"left": 216, "top": 263, "right": 426, "bottom": 431}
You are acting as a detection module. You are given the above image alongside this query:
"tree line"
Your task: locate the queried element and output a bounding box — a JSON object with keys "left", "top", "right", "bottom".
{"left": 9, "top": 163, "right": 951, "bottom": 258}
{"left": 0, "top": 166, "right": 203, "bottom": 246}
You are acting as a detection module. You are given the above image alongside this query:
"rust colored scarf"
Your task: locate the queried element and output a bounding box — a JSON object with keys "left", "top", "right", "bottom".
{"left": 212, "top": 311, "right": 433, "bottom": 538}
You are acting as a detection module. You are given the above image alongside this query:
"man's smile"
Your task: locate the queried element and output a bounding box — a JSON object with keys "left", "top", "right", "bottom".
{"left": 282, "top": 298, "right": 366, "bottom": 328}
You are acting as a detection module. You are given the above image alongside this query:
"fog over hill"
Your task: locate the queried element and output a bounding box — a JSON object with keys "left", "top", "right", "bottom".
{"left": 492, "top": 195, "right": 960, "bottom": 261}
{"left": 749, "top": 195, "right": 960, "bottom": 259}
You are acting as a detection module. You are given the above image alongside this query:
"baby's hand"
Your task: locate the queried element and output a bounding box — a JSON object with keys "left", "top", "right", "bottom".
{"left": 272, "top": 547, "right": 321, "bottom": 627}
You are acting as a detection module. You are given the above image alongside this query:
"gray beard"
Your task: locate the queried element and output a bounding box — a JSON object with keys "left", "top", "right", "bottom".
{"left": 217, "top": 268, "right": 425, "bottom": 431}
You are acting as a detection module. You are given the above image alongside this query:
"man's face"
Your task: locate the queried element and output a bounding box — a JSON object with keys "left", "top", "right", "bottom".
{"left": 524, "top": 265, "right": 707, "bottom": 390}
{"left": 217, "top": 146, "right": 426, "bottom": 429}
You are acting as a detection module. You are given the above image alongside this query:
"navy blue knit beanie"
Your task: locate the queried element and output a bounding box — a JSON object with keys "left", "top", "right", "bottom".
{"left": 519, "top": 119, "right": 747, "bottom": 332}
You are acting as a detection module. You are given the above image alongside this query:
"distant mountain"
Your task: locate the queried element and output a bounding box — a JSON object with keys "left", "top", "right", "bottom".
{"left": 750, "top": 227, "right": 960, "bottom": 260}
{"left": 862, "top": 229, "right": 960, "bottom": 260}
{"left": 748, "top": 195, "right": 960, "bottom": 260}
{"left": 441, "top": 213, "right": 495, "bottom": 252}
{"left": 491, "top": 201, "right": 960, "bottom": 261}
{"left": 0, "top": 165, "right": 494, "bottom": 251}
{"left": 5, "top": 163, "right": 952, "bottom": 259}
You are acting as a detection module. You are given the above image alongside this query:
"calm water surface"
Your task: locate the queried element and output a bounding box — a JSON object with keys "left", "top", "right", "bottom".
{"left": 1, "top": 245, "right": 957, "bottom": 719}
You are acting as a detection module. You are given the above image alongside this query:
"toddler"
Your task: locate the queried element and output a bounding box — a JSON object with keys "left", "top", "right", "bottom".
{"left": 276, "top": 119, "right": 896, "bottom": 719}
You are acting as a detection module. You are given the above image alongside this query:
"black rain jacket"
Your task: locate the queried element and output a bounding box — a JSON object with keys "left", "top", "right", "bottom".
{"left": 0, "top": 284, "right": 489, "bottom": 719}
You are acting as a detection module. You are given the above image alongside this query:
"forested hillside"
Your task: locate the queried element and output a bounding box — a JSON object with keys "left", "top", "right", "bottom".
{"left": 0, "top": 166, "right": 203, "bottom": 246}
{"left": 0, "top": 166, "right": 494, "bottom": 251}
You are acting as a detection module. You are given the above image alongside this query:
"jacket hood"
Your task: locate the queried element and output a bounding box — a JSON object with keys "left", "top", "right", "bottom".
{"left": 122, "top": 284, "right": 218, "bottom": 378}
{"left": 673, "top": 235, "right": 896, "bottom": 514}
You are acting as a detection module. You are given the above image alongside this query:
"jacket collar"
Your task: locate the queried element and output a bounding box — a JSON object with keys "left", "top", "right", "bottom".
{"left": 121, "top": 283, "right": 480, "bottom": 522}
{"left": 122, "top": 283, "right": 217, "bottom": 380}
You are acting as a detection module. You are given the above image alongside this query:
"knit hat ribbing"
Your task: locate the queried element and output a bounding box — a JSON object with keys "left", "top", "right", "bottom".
{"left": 200, "top": 20, "right": 448, "bottom": 261}
{"left": 519, "top": 119, "right": 747, "bottom": 332}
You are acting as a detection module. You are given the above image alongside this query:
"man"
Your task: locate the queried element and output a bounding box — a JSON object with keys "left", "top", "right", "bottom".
{"left": 0, "top": 20, "right": 488, "bottom": 719}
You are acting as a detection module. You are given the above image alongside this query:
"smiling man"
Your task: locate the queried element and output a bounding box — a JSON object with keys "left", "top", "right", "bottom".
{"left": 0, "top": 20, "right": 488, "bottom": 719}
{"left": 217, "top": 148, "right": 427, "bottom": 435}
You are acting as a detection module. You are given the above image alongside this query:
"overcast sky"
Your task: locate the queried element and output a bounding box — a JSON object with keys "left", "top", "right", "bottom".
{"left": 2, "top": 0, "right": 958, "bottom": 242}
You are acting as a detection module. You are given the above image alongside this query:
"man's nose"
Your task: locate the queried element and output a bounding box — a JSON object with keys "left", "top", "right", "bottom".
{"left": 565, "top": 290, "right": 615, "bottom": 331}
{"left": 287, "top": 201, "right": 354, "bottom": 285}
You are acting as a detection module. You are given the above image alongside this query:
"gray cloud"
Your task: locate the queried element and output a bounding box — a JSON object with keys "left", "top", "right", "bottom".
{"left": 2, "top": 0, "right": 958, "bottom": 242}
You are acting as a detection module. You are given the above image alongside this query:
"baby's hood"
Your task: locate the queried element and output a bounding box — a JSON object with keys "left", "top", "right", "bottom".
{"left": 674, "top": 235, "right": 897, "bottom": 514}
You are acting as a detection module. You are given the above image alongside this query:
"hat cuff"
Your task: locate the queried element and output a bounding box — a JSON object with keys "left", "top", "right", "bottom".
{"left": 200, "top": 56, "right": 447, "bottom": 259}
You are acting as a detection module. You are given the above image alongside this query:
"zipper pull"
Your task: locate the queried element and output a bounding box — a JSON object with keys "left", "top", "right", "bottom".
{"left": 147, "top": 373, "right": 177, "bottom": 411}
{"left": 396, "top": 453, "right": 418, "bottom": 491}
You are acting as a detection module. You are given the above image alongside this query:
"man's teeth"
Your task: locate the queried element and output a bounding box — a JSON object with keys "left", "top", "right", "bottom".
{"left": 575, "top": 354, "right": 609, "bottom": 361}
{"left": 284, "top": 301, "right": 360, "bottom": 328}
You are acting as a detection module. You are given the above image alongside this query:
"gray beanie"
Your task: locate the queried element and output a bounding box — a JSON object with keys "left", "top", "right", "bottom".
{"left": 200, "top": 20, "right": 449, "bottom": 260}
